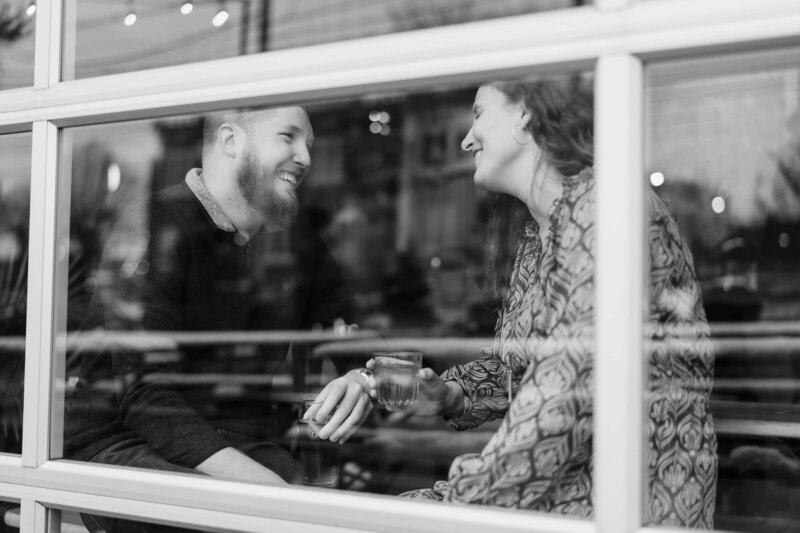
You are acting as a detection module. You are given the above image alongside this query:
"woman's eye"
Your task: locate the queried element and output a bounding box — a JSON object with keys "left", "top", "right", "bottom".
{"left": 279, "top": 132, "right": 294, "bottom": 140}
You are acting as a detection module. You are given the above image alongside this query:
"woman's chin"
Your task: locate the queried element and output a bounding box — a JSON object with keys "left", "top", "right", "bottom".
{"left": 473, "top": 172, "right": 491, "bottom": 191}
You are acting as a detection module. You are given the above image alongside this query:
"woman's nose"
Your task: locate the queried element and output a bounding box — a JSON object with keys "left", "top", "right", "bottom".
{"left": 461, "top": 128, "right": 475, "bottom": 152}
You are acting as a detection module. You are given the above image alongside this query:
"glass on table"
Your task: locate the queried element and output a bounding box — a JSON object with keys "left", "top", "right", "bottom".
{"left": 297, "top": 399, "right": 340, "bottom": 488}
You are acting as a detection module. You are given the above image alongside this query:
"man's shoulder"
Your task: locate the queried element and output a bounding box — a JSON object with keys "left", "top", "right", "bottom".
{"left": 153, "top": 181, "right": 194, "bottom": 206}
{"left": 150, "top": 182, "right": 203, "bottom": 221}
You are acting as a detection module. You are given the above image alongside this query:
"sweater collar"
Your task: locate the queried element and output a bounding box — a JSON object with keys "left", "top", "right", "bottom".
{"left": 185, "top": 168, "right": 236, "bottom": 232}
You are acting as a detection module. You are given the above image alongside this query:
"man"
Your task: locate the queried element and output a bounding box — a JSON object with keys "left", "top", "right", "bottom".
{"left": 65, "top": 106, "right": 357, "bottom": 496}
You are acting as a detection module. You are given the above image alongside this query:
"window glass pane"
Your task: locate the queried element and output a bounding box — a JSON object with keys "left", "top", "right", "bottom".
{"left": 64, "top": 0, "right": 590, "bottom": 80}
{"left": 0, "top": 499, "right": 22, "bottom": 532}
{"left": 645, "top": 47, "right": 800, "bottom": 531}
{"left": 58, "top": 72, "right": 598, "bottom": 518}
{"left": 0, "top": 0, "right": 36, "bottom": 89}
{"left": 48, "top": 507, "right": 207, "bottom": 533}
{"left": 0, "top": 131, "right": 30, "bottom": 455}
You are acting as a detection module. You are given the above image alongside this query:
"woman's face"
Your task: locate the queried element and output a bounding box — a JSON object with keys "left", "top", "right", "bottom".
{"left": 461, "top": 85, "right": 535, "bottom": 198}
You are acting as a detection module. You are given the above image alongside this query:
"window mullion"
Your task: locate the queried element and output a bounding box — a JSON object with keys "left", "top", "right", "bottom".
{"left": 22, "top": 121, "right": 60, "bottom": 468}
{"left": 33, "top": 0, "right": 64, "bottom": 88}
{"left": 594, "top": 54, "right": 646, "bottom": 533}
{"left": 19, "top": 499, "right": 50, "bottom": 533}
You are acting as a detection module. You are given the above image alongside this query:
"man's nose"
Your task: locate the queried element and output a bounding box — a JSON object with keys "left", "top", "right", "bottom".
{"left": 294, "top": 144, "right": 311, "bottom": 169}
{"left": 461, "top": 128, "right": 475, "bottom": 152}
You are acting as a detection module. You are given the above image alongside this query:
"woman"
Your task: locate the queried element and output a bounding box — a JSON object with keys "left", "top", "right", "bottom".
{"left": 309, "top": 77, "right": 717, "bottom": 528}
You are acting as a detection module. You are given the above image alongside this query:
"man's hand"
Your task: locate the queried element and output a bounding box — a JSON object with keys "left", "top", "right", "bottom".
{"left": 305, "top": 370, "right": 374, "bottom": 444}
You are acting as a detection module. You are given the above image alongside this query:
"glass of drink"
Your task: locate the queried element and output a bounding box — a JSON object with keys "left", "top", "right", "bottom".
{"left": 373, "top": 351, "right": 422, "bottom": 411}
{"left": 297, "top": 399, "right": 340, "bottom": 488}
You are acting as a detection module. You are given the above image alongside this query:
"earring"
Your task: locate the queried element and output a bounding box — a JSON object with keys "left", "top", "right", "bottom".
{"left": 512, "top": 124, "right": 532, "bottom": 145}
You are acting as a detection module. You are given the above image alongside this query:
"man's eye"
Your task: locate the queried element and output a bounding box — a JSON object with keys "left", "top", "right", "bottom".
{"left": 279, "top": 132, "right": 294, "bottom": 140}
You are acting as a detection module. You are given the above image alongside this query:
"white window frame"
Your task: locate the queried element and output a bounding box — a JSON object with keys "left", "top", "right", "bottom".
{"left": 1, "top": 0, "right": 799, "bottom": 531}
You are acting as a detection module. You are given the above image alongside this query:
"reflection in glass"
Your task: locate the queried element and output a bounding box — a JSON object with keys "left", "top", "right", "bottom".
{"left": 64, "top": 0, "right": 590, "bottom": 79}
{"left": 0, "top": 0, "right": 35, "bottom": 90}
{"left": 0, "top": 499, "right": 22, "bottom": 531}
{"left": 646, "top": 47, "right": 800, "bottom": 531}
{"left": 0, "top": 132, "right": 30, "bottom": 455}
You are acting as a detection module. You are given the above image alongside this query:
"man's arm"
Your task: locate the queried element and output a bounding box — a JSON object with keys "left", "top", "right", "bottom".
{"left": 196, "top": 448, "right": 289, "bottom": 484}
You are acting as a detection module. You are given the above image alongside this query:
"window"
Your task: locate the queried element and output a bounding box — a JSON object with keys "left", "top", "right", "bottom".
{"left": 57, "top": 75, "right": 597, "bottom": 512}
{"left": 0, "top": 498, "right": 21, "bottom": 530}
{"left": 0, "top": 0, "right": 35, "bottom": 90}
{"left": 64, "top": 0, "right": 588, "bottom": 80}
{"left": 0, "top": 131, "right": 30, "bottom": 455}
{"left": 645, "top": 46, "right": 800, "bottom": 531}
{"left": 1, "top": 0, "right": 799, "bottom": 532}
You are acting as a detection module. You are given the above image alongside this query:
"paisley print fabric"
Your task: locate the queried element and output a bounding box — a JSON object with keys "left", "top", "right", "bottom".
{"left": 402, "top": 168, "right": 716, "bottom": 528}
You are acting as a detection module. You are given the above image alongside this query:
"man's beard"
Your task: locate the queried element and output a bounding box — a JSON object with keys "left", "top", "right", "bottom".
{"left": 237, "top": 149, "right": 298, "bottom": 228}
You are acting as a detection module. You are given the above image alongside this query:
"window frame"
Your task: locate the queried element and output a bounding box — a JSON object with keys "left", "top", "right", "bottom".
{"left": 1, "top": 0, "right": 799, "bottom": 531}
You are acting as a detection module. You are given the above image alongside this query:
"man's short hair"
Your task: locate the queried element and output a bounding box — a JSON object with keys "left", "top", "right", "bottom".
{"left": 201, "top": 109, "right": 271, "bottom": 148}
{"left": 201, "top": 106, "right": 308, "bottom": 149}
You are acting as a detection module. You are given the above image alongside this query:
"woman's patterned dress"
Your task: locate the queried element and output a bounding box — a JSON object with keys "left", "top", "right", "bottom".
{"left": 402, "top": 168, "right": 717, "bottom": 529}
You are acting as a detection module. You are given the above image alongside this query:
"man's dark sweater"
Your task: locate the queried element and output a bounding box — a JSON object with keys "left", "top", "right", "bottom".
{"left": 64, "top": 177, "right": 357, "bottom": 468}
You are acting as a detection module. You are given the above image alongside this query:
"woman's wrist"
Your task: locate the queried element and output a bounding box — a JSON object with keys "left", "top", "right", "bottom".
{"left": 442, "top": 381, "right": 466, "bottom": 418}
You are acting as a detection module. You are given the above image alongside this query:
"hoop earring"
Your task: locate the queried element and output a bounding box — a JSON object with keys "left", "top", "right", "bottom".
{"left": 512, "top": 124, "right": 532, "bottom": 146}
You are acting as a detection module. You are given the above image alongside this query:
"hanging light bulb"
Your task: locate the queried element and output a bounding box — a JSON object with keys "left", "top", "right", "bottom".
{"left": 124, "top": 0, "right": 137, "bottom": 26}
{"left": 180, "top": 1, "right": 194, "bottom": 15}
{"left": 25, "top": 1, "right": 36, "bottom": 17}
{"left": 212, "top": 1, "right": 229, "bottom": 27}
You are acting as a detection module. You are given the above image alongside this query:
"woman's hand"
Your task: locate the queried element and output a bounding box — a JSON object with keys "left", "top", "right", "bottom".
{"left": 363, "top": 359, "right": 463, "bottom": 418}
{"left": 304, "top": 370, "right": 374, "bottom": 444}
{"left": 406, "top": 367, "right": 465, "bottom": 418}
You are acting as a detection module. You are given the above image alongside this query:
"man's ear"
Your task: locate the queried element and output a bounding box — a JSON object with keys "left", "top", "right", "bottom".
{"left": 217, "top": 122, "right": 243, "bottom": 158}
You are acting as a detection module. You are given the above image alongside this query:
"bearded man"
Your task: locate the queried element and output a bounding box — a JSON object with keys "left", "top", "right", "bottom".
{"left": 65, "top": 107, "right": 357, "bottom": 516}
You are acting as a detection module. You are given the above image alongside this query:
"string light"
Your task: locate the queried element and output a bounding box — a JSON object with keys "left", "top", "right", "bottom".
{"left": 649, "top": 171, "right": 665, "bottom": 187}
{"left": 180, "top": 1, "right": 194, "bottom": 15}
{"left": 107, "top": 163, "right": 121, "bottom": 193}
{"left": 369, "top": 110, "right": 391, "bottom": 136}
{"left": 212, "top": 1, "right": 229, "bottom": 27}
{"left": 124, "top": 0, "right": 137, "bottom": 26}
{"left": 25, "top": 1, "right": 36, "bottom": 17}
{"left": 711, "top": 196, "right": 726, "bottom": 214}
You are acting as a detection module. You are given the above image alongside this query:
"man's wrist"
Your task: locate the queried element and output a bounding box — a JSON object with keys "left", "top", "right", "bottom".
{"left": 346, "top": 368, "right": 373, "bottom": 396}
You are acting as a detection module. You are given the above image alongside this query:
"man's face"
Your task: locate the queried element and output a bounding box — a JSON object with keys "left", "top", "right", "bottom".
{"left": 236, "top": 106, "right": 314, "bottom": 228}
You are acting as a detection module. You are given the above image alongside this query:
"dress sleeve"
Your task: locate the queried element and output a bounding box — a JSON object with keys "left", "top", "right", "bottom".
{"left": 441, "top": 349, "right": 517, "bottom": 430}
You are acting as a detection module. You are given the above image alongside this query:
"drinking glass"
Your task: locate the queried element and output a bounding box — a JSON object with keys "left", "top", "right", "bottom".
{"left": 297, "top": 399, "right": 340, "bottom": 487}
{"left": 373, "top": 351, "right": 422, "bottom": 411}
